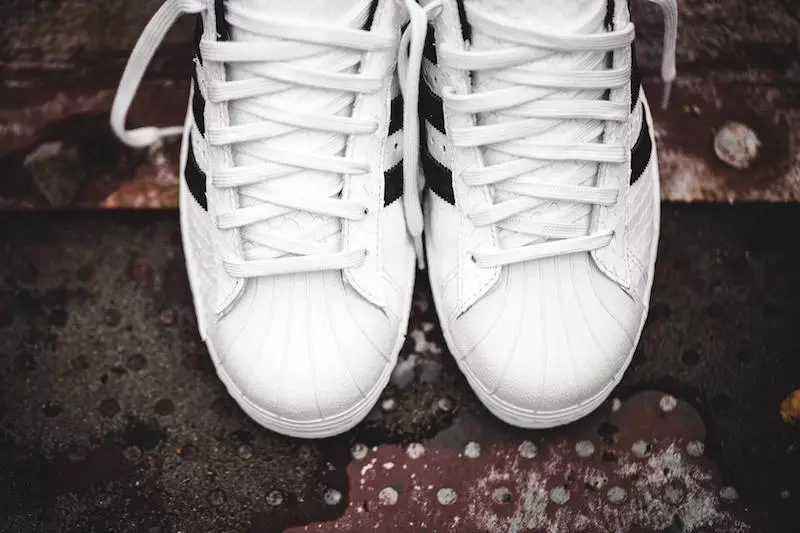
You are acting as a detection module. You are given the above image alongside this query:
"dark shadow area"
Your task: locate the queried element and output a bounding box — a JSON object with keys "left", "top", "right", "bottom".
{"left": 0, "top": 205, "right": 798, "bottom": 532}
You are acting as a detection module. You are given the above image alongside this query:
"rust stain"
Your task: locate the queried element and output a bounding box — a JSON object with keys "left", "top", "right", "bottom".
{"left": 0, "top": 107, "right": 182, "bottom": 209}
{"left": 780, "top": 390, "right": 800, "bottom": 425}
{"left": 259, "top": 392, "right": 754, "bottom": 533}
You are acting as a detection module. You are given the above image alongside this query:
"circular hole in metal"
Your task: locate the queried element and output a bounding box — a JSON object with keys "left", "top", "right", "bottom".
{"left": 266, "top": 490, "right": 284, "bottom": 506}
{"left": 406, "top": 442, "right": 425, "bottom": 459}
{"left": 659, "top": 395, "right": 677, "bottom": 412}
{"left": 631, "top": 440, "right": 651, "bottom": 458}
{"left": 681, "top": 348, "right": 700, "bottom": 366}
{"left": 237, "top": 444, "right": 253, "bottom": 460}
{"left": 607, "top": 486, "right": 627, "bottom": 504}
{"left": 549, "top": 486, "right": 570, "bottom": 505}
{"left": 713, "top": 121, "right": 761, "bottom": 170}
{"left": 323, "top": 488, "right": 343, "bottom": 506}
{"left": 351, "top": 443, "right": 368, "bottom": 460}
{"left": 720, "top": 486, "right": 739, "bottom": 502}
{"left": 437, "top": 488, "right": 457, "bottom": 505}
{"left": 378, "top": 487, "right": 399, "bottom": 506}
{"left": 123, "top": 445, "right": 143, "bottom": 463}
{"left": 436, "top": 396, "right": 455, "bottom": 412}
{"left": 464, "top": 441, "right": 481, "bottom": 459}
{"left": 298, "top": 445, "right": 313, "bottom": 460}
{"left": 686, "top": 440, "right": 705, "bottom": 457}
{"left": 492, "top": 487, "right": 513, "bottom": 504}
{"left": 518, "top": 441, "right": 537, "bottom": 459}
{"left": 575, "top": 440, "right": 595, "bottom": 458}
{"left": 381, "top": 398, "right": 398, "bottom": 412}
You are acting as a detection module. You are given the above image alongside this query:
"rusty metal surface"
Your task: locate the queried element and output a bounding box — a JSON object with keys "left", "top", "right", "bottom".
{"left": 648, "top": 77, "right": 800, "bottom": 202}
{"left": 0, "top": 0, "right": 190, "bottom": 208}
{"left": 0, "top": 0, "right": 799, "bottom": 208}
{"left": 1, "top": 205, "right": 799, "bottom": 532}
{"left": 281, "top": 392, "right": 750, "bottom": 533}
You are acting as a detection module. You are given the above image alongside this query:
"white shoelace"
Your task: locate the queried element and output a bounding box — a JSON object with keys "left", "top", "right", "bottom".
{"left": 434, "top": 0, "right": 678, "bottom": 269}
{"left": 111, "top": 0, "right": 432, "bottom": 277}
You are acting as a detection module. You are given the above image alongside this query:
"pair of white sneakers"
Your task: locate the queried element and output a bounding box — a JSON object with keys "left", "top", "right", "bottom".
{"left": 112, "top": 0, "right": 678, "bottom": 438}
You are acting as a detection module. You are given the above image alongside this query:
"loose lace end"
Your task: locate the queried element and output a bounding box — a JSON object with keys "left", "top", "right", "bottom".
{"left": 413, "top": 234, "right": 426, "bottom": 270}
{"left": 660, "top": 80, "right": 672, "bottom": 111}
{"left": 118, "top": 125, "right": 184, "bottom": 149}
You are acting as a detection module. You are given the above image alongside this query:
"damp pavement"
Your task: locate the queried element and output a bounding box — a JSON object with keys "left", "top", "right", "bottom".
{"left": 0, "top": 205, "right": 799, "bottom": 533}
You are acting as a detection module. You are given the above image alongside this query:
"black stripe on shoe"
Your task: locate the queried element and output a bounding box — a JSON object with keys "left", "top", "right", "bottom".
{"left": 215, "top": 0, "right": 230, "bottom": 41}
{"left": 388, "top": 94, "right": 403, "bottom": 136}
{"left": 456, "top": 0, "right": 472, "bottom": 43}
{"left": 422, "top": 146, "right": 455, "bottom": 205}
{"left": 191, "top": 71, "right": 206, "bottom": 136}
{"left": 423, "top": 25, "right": 438, "bottom": 64}
{"left": 604, "top": 0, "right": 616, "bottom": 29}
{"left": 185, "top": 133, "right": 208, "bottom": 210}
{"left": 630, "top": 42, "right": 641, "bottom": 112}
{"left": 193, "top": 14, "right": 204, "bottom": 64}
{"left": 384, "top": 161, "right": 403, "bottom": 206}
{"left": 606, "top": 1, "right": 641, "bottom": 112}
{"left": 420, "top": 80, "right": 445, "bottom": 134}
{"left": 364, "top": 0, "right": 379, "bottom": 30}
{"left": 630, "top": 105, "right": 652, "bottom": 185}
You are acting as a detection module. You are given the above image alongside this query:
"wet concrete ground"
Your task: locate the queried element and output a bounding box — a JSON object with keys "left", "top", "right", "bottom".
{"left": 1, "top": 205, "right": 799, "bottom": 532}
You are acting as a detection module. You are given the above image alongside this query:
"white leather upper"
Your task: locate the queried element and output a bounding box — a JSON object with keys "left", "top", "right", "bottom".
{"left": 183, "top": 0, "right": 415, "bottom": 425}
{"left": 422, "top": 0, "right": 501, "bottom": 315}
{"left": 191, "top": 6, "right": 244, "bottom": 318}
{"left": 342, "top": 0, "right": 409, "bottom": 308}
{"left": 424, "top": 0, "right": 660, "bottom": 417}
{"left": 590, "top": 0, "right": 639, "bottom": 297}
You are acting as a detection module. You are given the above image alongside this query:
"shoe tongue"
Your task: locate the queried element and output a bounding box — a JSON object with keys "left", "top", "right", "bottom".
{"left": 225, "top": 0, "right": 375, "bottom": 250}
{"left": 233, "top": 0, "right": 375, "bottom": 26}
{"left": 465, "top": 0, "right": 607, "bottom": 30}
{"left": 464, "top": 0, "right": 611, "bottom": 249}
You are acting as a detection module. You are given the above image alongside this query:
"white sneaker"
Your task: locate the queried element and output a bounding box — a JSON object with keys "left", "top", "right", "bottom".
{"left": 420, "top": 0, "right": 678, "bottom": 428}
{"left": 111, "top": 0, "right": 433, "bottom": 438}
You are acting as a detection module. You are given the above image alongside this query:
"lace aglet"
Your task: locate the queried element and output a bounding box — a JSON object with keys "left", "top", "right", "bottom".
{"left": 660, "top": 80, "right": 673, "bottom": 111}
{"left": 413, "top": 235, "right": 426, "bottom": 270}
